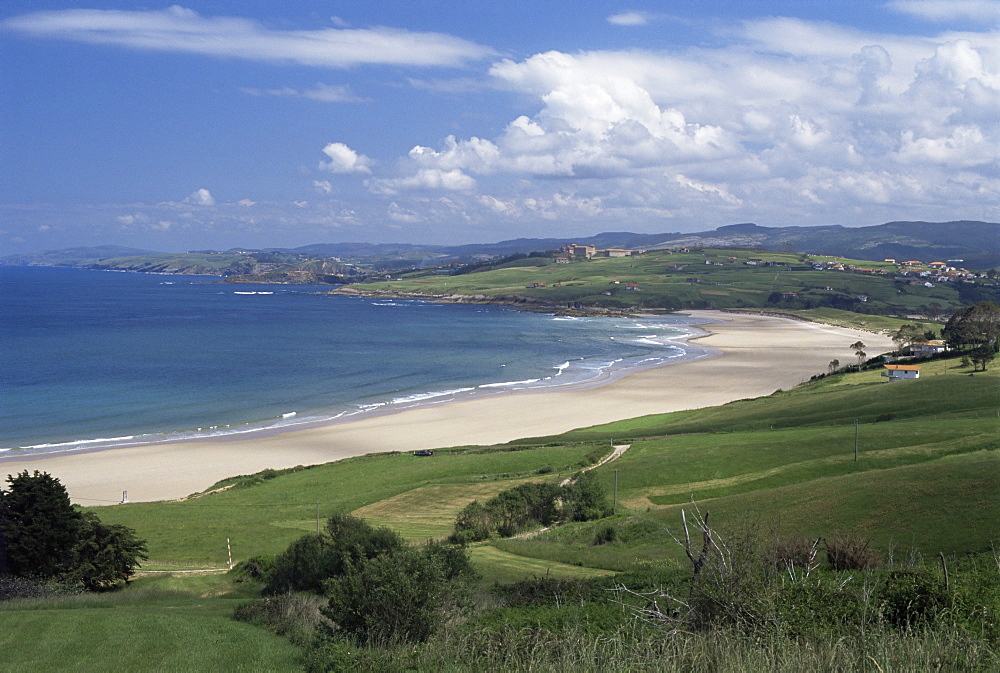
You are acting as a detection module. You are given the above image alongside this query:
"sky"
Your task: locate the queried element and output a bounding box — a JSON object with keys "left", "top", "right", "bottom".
{"left": 1, "top": 1, "right": 998, "bottom": 254}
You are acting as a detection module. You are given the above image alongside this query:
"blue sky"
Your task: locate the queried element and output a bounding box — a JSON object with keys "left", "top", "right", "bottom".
{"left": 2, "top": 1, "right": 998, "bottom": 254}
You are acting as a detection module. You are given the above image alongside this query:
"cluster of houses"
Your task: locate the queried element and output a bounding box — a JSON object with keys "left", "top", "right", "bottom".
{"left": 809, "top": 257, "right": 983, "bottom": 285}
{"left": 554, "top": 244, "right": 637, "bottom": 263}
{"left": 881, "top": 338, "right": 950, "bottom": 381}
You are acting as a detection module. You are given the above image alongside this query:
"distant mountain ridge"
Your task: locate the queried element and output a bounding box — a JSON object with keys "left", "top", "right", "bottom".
{"left": 276, "top": 220, "right": 998, "bottom": 268}
{"left": 3, "top": 220, "right": 997, "bottom": 270}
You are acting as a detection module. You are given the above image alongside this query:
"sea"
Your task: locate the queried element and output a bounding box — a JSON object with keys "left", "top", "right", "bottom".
{"left": 1, "top": 266, "right": 712, "bottom": 457}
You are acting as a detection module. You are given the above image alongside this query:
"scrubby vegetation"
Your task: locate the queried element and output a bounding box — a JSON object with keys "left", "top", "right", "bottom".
{"left": 449, "top": 470, "right": 612, "bottom": 543}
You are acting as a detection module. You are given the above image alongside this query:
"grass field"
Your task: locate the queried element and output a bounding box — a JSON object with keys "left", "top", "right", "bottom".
{"left": 0, "top": 574, "right": 302, "bottom": 672}
{"left": 354, "top": 247, "right": 991, "bottom": 317}
{"left": 96, "top": 443, "right": 606, "bottom": 568}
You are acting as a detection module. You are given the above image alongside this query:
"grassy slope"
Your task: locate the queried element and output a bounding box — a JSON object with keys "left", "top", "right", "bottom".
{"left": 96, "top": 443, "right": 605, "bottom": 568}
{"left": 497, "top": 359, "right": 999, "bottom": 569}
{"left": 0, "top": 574, "right": 301, "bottom": 673}
{"left": 359, "top": 248, "right": 978, "bottom": 317}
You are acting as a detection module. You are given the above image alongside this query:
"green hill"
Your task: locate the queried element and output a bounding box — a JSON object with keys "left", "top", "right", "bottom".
{"left": 346, "top": 247, "right": 997, "bottom": 318}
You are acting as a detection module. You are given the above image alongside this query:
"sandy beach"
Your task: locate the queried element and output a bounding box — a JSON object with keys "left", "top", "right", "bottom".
{"left": 2, "top": 311, "right": 894, "bottom": 505}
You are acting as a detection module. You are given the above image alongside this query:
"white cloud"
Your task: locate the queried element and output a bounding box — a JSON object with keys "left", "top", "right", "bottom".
{"left": 374, "top": 168, "right": 477, "bottom": 193}
{"left": 313, "top": 180, "right": 333, "bottom": 194}
{"left": 4, "top": 6, "right": 494, "bottom": 68}
{"left": 183, "top": 188, "right": 215, "bottom": 206}
{"left": 240, "top": 83, "right": 367, "bottom": 103}
{"left": 371, "top": 17, "right": 998, "bottom": 231}
{"left": 607, "top": 11, "right": 653, "bottom": 26}
{"left": 885, "top": 0, "right": 1000, "bottom": 23}
{"left": 320, "top": 142, "right": 372, "bottom": 174}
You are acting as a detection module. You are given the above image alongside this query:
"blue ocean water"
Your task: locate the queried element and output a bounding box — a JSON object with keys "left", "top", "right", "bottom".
{"left": 1, "top": 266, "right": 706, "bottom": 455}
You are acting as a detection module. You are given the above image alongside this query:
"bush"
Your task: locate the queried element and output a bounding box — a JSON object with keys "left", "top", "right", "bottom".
{"left": 826, "top": 536, "right": 879, "bottom": 570}
{"left": 233, "top": 593, "right": 333, "bottom": 647}
{"left": 322, "top": 541, "right": 474, "bottom": 645}
{"left": 229, "top": 554, "right": 276, "bottom": 584}
{"left": 561, "top": 471, "right": 613, "bottom": 522}
{"left": 592, "top": 524, "right": 618, "bottom": 546}
{"left": 766, "top": 536, "right": 819, "bottom": 571}
{"left": 264, "top": 514, "right": 404, "bottom": 595}
{"left": 878, "top": 569, "right": 950, "bottom": 629}
{"left": 0, "top": 575, "right": 84, "bottom": 602}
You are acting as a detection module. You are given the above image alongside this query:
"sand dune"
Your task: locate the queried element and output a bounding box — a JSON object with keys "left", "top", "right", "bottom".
{"left": 2, "top": 311, "right": 894, "bottom": 505}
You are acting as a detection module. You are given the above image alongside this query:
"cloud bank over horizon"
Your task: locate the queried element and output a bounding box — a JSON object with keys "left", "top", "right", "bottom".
{"left": 2, "top": 3, "right": 998, "bottom": 253}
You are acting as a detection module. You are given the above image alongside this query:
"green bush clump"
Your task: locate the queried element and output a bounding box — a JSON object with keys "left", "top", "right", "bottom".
{"left": 234, "top": 512, "right": 476, "bottom": 661}
{"left": 877, "top": 569, "right": 950, "bottom": 628}
{"left": 449, "top": 471, "right": 612, "bottom": 543}
{"left": 264, "top": 513, "right": 404, "bottom": 594}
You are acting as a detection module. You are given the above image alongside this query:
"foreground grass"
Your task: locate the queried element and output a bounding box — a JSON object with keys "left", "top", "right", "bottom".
{"left": 0, "top": 574, "right": 301, "bottom": 673}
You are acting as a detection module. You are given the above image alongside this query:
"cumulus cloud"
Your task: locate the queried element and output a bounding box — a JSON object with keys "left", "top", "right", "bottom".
{"left": 319, "top": 142, "right": 372, "bottom": 174}
{"left": 4, "top": 6, "right": 494, "bottom": 68}
{"left": 371, "top": 16, "right": 998, "bottom": 228}
{"left": 183, "top": 188, "right": 215, "bottom": 206}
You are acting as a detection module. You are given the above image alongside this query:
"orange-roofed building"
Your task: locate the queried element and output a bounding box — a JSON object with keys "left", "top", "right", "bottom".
{"left": 882, "top": 364, "right": 920, "bottom": 381}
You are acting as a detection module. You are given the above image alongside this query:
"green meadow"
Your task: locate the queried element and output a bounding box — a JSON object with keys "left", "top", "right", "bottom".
{"left": 355, "top": 247, "right": 986, "bottom": 318}
{"left": 3, "top": 353, "right": 997, "bottom": 671}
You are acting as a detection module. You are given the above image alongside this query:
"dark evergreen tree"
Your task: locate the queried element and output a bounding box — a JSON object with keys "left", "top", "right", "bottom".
{"left": 67, "top": 512, "right": 149, "bottom": 590}
{"left": 2, "top": 471, "right": 81, "bottom": 579}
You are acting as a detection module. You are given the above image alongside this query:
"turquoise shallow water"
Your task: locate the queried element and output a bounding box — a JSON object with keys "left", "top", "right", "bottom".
{"left": 1, "top": 266, "right": 707, "bottom": 455}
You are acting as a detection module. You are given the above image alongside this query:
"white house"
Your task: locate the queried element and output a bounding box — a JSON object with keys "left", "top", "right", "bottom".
{"left": 882, "top": 364, "right": 920, "bottom": 381}
{"left": 911, "top": 340, "right": 947, "bottom": 357}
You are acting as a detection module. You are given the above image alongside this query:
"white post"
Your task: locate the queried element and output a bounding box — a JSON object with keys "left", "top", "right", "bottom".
{"left": 227, "top": 538, "right": 233, "bottom": 570}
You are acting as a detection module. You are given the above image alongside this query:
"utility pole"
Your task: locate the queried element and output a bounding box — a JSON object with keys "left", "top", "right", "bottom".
{"left": 227, "top": 538, "right": 233, "bottom": 570}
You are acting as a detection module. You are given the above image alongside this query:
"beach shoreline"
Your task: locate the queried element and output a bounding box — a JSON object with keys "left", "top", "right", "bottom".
{"left": 2, "top": 311, "right": 894, "bottom": 505}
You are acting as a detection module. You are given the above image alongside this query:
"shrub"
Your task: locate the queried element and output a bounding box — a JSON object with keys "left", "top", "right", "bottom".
{"left": 766, "top": 536, "right": 820, "bottom": 571}
{"left": 264, "top": 514, "right": 404, "bottom": 594}
{"left": 0, "top": 575, "right": 84, "bottom": 602}
{"left": 826, "top": 535, "right": 879, "bottom": 570}
{"left": 322, "top": 541, "right": 474, "bottom": 645}
{"left": 592, "top": 524, "right": 618, "bottom": 546}
{"left": 561, "top": 471, "right": 613, "bottom": 522}
{"left": 229, "top": 554, "right": 276, "bottom": 584}
{"left": 877, "top": 569, "right": 950, "bottom": 629}
{"left": 233, "top": 593, "right": 333, "bottom": 647}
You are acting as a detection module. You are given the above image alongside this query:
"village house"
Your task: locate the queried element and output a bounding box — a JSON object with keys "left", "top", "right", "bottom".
{"left": 911, "top": 340, "right": 947, "bottom": 357}
{"left": 882, "top": 364, "right": 920, "bottom": 381}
